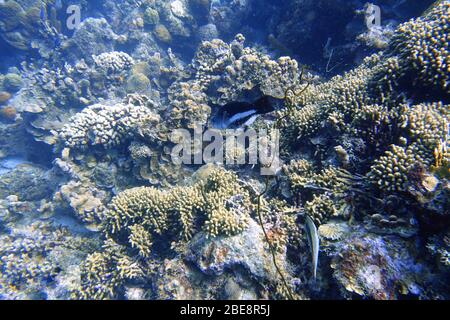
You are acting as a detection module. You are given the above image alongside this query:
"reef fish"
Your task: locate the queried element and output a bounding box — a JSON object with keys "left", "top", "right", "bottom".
{"left": 212, "top": 95, "right": 278, "bottom": 129}
{"left": 305, "top": 215, "right": 320, "bottom": 280}
{"left": 224, "top": 109, "right": 257, "bottom": 128}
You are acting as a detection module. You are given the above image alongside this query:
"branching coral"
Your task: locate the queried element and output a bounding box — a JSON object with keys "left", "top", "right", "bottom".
{"left": 304, "top": 194, "right": 338, "bottom": 226}
{"left": 390, "top": 1, "right": 450, "bottom": 95}
{"left": 279, "top": 52, "right": 406, "bottom": 144}
{"left": 0, "top": 221, "right": 97, "bottom": 300}
{"left": 102, "top": 167, "right": 251, "bottom": 254}
{"left": 201, "top": 168, "right": 251, "bottom": 237}
{"left": 407, "top": 102, "right": 449, "bottom": 151}
{"left": 76, "top": 239, "right": 143, "bottom": 300}
{"left": 367, "top": 144, "right": 429, "bottom": 192}
{"left": 278, "top": 3, "right": 449, "bottom": 201}
{"left": 367, "top": 102, "right": 449, "bottom": 192}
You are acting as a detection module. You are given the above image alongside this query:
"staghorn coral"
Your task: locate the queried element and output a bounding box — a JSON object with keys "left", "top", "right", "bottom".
{"left": 1, "top": 0, "right": 448, "bottom": 302}
{"left": 59, "top": 103, "right": 160, "bottom": 149}
{"left": 74, "top": 168, "right": 257, "bottom": 299}
{"left": 128, "top": 224, "right": 154, "bottom": 258}
{"left": 201, "top": 168, "right": 251, "bottom": 238}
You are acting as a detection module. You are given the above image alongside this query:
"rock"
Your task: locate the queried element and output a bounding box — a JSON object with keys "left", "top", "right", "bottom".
{"left": 187, "top": 219, "right": 280, "bottom": 281}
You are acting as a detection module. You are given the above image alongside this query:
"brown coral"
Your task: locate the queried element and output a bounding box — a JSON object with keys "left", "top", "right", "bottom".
{"left": 0, "top": 106, "right": 17, "bottom": 121}
{"left": 0, "top": 91, "right": 12, "bottom": 105}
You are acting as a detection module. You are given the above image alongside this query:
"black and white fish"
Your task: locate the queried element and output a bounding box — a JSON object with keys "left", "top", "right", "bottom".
{"left": 305, "top": 215, "right": 320, "bottom": 280}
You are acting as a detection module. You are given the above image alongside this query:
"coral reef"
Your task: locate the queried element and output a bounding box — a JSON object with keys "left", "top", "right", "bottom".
{"left": 0, "top": 0, "right": 449, "bottom": 301}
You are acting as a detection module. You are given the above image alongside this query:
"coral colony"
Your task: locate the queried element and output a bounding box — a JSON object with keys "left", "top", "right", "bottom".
{"left": 0, "top": 0, "right": 449, "bottom": 300}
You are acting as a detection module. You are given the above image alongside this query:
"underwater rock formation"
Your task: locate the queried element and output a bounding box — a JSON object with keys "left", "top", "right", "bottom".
{"left": 0, "top": 0, "right": 449, "bottom": 301}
